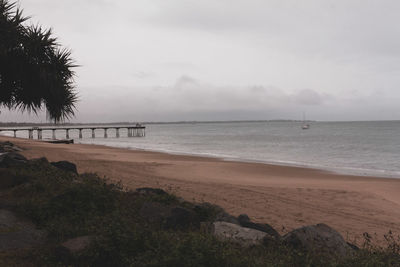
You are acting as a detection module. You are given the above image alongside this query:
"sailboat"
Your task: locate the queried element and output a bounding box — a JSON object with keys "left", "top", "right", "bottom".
{"left": 301, "top": 112, "right": 310, "bottom": 130}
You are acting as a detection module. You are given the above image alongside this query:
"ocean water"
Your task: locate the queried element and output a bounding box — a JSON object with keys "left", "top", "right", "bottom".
{"left": 3, "top": 121, "right": 400, "bottom": 178}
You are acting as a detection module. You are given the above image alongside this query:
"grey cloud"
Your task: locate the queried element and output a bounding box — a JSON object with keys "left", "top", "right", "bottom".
{"left": 174, "top": 75, "right": 199, "bottom": 90}
{"left": 292, "top": 89, "right": 324, "bottom": 106}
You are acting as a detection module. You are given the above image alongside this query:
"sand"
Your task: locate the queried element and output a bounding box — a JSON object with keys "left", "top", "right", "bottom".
{"left": 3, "top": 136, "right": 400, "bottom": 245}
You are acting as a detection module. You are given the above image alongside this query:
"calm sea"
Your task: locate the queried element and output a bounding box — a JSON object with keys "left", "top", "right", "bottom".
{"left": 4, "top": 121, "right": 400, "bottom": 178}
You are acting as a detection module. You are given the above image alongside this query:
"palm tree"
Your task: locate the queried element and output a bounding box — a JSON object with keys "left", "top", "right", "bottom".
{"left": 0, "top": 0, "right": 77, "bottom": 123}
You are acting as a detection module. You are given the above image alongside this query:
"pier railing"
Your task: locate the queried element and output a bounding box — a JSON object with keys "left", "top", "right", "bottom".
{"left": 0, "top": 125, "right": 146, "bottom": 140}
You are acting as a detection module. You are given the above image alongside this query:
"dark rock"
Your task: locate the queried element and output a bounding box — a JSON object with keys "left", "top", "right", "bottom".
{"left": 0, "top": 142, "right": 22, "bottom": 153}
{"left": 0, "top": 141, "right": 14, "bottom": 147}
{"left": 51, "top": 161, "right": 78, "bottom": 174}
{"left": 53, "top": 236, "right": 93, "bottom": 264}
{"left": 238, "top": 214, "right": 250, "bottom": 223}
{"left": 283, "top": 223, "right": 353, "bottom": 257}
{"left": 215, "top": 211, "right": 239, "bottom": 225}
{"left": 193, "top": 202, "right": 239, "bottom": 224}
{"left": 139, "top": 202, "right": 171, "bottom": 224}
{"left": 61, "top": 235, "right": 93, "bottom": 254}
{"left": 0, "top": 209, "right": 46, "bottom": 251}
{"left": 238, "top": 214, "right": 280, "bottom": 239}
{"left": 140, "top": 202, "right": 200, "bottom": 230}
{"left": 165, "top": 207, "right": 200, "bottom": 230}
{"left": 212, "top": 221, "right": 274, "bottom": 246}
{"left": 136, "top": 187, "right": 168, "bottom": 195}
{"left": 0, "top": 169, "right": 29, "bottom": 190}
{"left": 0, "top": 152, "right": 28, "bottom": 167}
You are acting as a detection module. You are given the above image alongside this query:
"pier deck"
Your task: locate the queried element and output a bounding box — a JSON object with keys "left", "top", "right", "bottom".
{"left": 0, "top": 125, "right": 146, "bottom": 140}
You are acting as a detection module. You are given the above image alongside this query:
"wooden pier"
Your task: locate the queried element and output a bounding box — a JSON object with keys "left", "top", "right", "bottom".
{"left": 0, "top": 125, "right": 146, "bottom": 140}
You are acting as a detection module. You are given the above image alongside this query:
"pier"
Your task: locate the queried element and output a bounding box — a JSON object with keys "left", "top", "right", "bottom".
{"left": 0, "top": 125, "right": 146, "bottom": 140}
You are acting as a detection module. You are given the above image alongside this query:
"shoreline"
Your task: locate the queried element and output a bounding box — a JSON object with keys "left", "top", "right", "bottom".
{"left": 3, "top": 136, "right": 400, "bottom": 245}
{"left": 76, "top": 139, "right": 400, "bottom": 179}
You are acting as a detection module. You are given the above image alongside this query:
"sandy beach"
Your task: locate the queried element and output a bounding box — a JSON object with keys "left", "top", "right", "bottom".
{"left": 3, "top": 136, "right": 400, "bottom": 245}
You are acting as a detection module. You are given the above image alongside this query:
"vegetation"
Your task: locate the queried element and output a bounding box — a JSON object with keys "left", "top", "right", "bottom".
{"left": 0, "top": 0, "right": 77, "bottom": 122}
{"left": 0, "top": 158, "right": 399, "bottom": 266}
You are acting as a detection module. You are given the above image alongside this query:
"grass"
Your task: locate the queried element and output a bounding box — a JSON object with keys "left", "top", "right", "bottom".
{"left": 0, "top": 158, "right": 399, "bottom": 266}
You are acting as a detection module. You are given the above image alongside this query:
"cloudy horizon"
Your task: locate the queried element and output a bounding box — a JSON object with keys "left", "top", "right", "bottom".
{"left": 2, "top": 0, "right": 400, "bottom": 123}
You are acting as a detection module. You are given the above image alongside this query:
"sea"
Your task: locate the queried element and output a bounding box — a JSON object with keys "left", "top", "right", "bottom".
{"left": 2, "top": 121, "right": 400, "bottom": 178}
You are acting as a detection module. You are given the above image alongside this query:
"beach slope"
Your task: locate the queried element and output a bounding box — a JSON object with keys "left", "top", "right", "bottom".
{"left": 4, "top": 136, "right": 400, "bottom": 244}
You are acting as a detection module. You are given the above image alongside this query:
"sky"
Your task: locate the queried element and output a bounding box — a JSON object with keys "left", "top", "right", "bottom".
{"left": 2, "top": 0, "right": 400, "bottom": 122}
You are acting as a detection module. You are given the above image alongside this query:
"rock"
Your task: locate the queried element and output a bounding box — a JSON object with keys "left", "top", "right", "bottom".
{"left": 136, "top": 187, "right": 168, "bottom": 195}
{"left": 54, "top": 236, "right": 93, "bottom": 264}
{"left": 139, "top": 202, "right": 172, "bottom": 224}
{"left": 165, "top": 207, "right": 200, "bottom": 230}
{"left": 0, "top": 209, "right": 46, "bottom": 251}
{"left": 215, "top": 211, "right": 239, "bottom": 225}
{"left": 212, "top": 221, "right": 273, "bottom": 246}
{"left": 0, "top": 169, "right": 29, "bottom": 190}
{"left": 140, "top": 202, "right": 200, "bottom": 230}
{"left": 0, "top": 152, "right": 28, "bottom": 167}
{"left": 238, "top": 214, "right": 280, "bottom": 239}
{"left": 51, "top": 161, "right": 78, "bottom": 174}
{"left": 61, "top": 236, "right": 93, "bottom": 254}
{"left": 193, "top": 202, "right": 238, "bottom": 224}
{"left": 0, "top": 142, "right": 22, "bottom": 153}
{"left": 282, "top": 223, "right": 353, "bottom": 257}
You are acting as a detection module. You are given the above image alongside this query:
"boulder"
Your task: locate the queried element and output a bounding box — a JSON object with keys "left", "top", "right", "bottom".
{"left": 0, "top": 169, "right": 29, "bottom": 190}
{"left": 212, "top": 221, "right": 273, "bottom": 246}
{"left": 193, "top": 202, "right": 239, "bottom": 224}
{"left": 61, "top": 235, "right": 93, "bottom": 254}
{"left": 282, "top": 223, "right": 353, "bottom": 257}
{"left": 215, "top": 211, "right": 239, "bottom": 225}
{"left": 165, "top": 207, "right": 200, "bottom": 230}
{"left": 51, "top": 161, "right": 78, "bottom": 174}
{"left": 0, "top": 152, "right": 28, "bottom": 167}
{"left": 0, "top": 209, "right": 46, "bottom": 251}
{"left": 139, "top": 202, "right": 171, "bottom": 223}
{"left": 238, "top": 214, "right": 280, "bottom": 239}
{"left": 54, "top": 235, "right": 93, "bottom": 263}
{"left": 139, "top": 202, "right": 200, "bottom": 230}
{"left": 0, "top": 142, "right": 22, "bottom": 153}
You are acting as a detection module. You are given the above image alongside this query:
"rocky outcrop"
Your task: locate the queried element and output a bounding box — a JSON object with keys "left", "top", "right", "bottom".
{"left": 212, "top": 221, "right": 273, "bottom": 246}
{"left": 283, "top": 223, "right": 354, "bottom": 257}
{"left": 0, "top": 209, "right": 46, "bottom": 251}
{"left": 0, "top": 169, "right": 29, "bottom": 190}
{"left": 0, "top": 152, "right": 28, "bottom": 168}
{"left": 238, "top": 214, "right": 280, "bottom": 239}
{"left": 51, "top": 161, "right": 78, "bottom": 174}
{"left": 193, "top": 202, "right": 239, "bottom": 224}
{"left": 139, "top": 202, "right": 200, "bottom": 230}
{"left": 165, "top": 207, "right": 200, "bottom": 229}
{"left": 0, "top": 142, "right": 22, "bottom": 153}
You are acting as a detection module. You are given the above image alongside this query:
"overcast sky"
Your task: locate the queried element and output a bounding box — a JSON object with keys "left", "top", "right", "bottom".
{"left": 2, "top": 0, "right": 400, "bottom": 122}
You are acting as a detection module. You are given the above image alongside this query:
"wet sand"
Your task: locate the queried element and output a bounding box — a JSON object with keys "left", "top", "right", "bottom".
{"left": 3, "top": 136, "right": 400, "bottom": 245}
